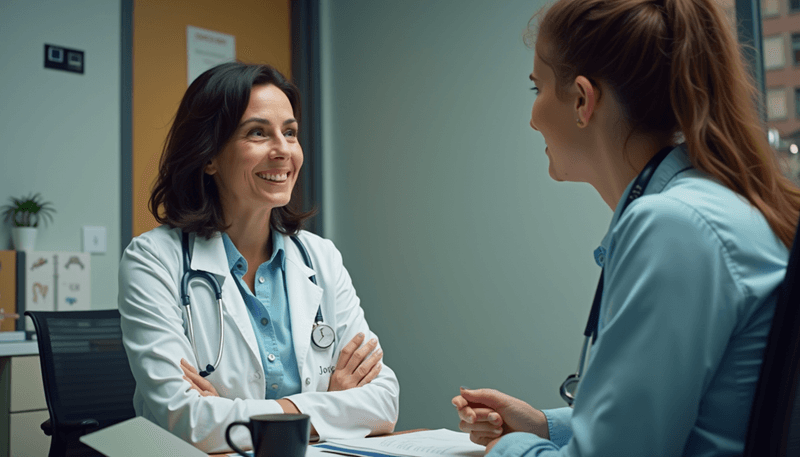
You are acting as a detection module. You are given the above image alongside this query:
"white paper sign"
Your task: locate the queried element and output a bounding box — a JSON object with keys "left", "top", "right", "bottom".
{"left": 187, "top": 25, "right": 235, "bottom": 86}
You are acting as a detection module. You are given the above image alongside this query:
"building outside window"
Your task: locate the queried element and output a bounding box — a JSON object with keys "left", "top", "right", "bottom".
{"left": 764, "top": 35, "right": 786, "bottom": 69}
{"left": 763, "top": 0, "right": 780, "bottom": 16}
{"left": 721, "top": 2, "right": 800, "bottom": 183}
{"left": 768, "top": 88, "right": 788, "bottom": 120}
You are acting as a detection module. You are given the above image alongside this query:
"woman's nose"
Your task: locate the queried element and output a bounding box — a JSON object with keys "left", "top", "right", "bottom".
{"left": 529, "top": 118, "right": 539, "bottom": 131}
{"left": 270, "top": 136, "right": 290, "bottom": 157}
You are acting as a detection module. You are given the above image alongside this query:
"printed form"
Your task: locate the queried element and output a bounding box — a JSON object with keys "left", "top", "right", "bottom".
{"left": 314, "top": 429, "right": 485, "bottom": 457}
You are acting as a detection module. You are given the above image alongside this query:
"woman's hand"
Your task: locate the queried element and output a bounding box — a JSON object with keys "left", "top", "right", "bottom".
{"left": 328, "top": 332, "right": 383, "bottom": 391}
{"left": 181, "top": 358, "right": 220, "bottom": 397}
{"left": 452, "top": 387, "right": 548, "bottom": 446}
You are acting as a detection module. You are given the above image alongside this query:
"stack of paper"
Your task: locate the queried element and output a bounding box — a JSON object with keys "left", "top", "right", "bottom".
{"left": 313, "top": 429, "right": 485, "bottom": 457}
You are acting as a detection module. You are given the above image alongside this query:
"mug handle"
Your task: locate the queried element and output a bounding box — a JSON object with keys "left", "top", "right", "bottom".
{"left": 225, "top": 421, "right": 252, "bottom": 457}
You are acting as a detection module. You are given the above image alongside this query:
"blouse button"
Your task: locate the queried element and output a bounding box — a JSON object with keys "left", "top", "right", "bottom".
{"left": 267, "top": 353, "right": 276, "bottom": 362}
{"left": 258, "top": 276, "right": 265, "bottom": 284}
{"left": 305, "top": 378, "right": 311, "bottom": 386}
{"left": 261, "top": 317, "right": 269, "bottom": 326}
{"left": 271, "top": 384, "right": 279, "bottom": 390}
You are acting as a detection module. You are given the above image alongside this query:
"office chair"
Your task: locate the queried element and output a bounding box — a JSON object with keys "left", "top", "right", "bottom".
{"left": 25, "top": 309, "right": 137, "bottom": 457}
{"left": 743, "top": 212, "right": 800, "bottom": 456}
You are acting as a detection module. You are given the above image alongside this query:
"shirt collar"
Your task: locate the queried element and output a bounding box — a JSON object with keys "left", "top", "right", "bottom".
{"left": 595, "top": 144, "right": 692, "bottom": 264}
{"left": 221, "top": 230, "right": 286, "bottom": 276}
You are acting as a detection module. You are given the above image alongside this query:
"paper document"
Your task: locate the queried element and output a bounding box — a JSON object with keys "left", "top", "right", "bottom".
{"left": 80, "top": 416, "right": 207, "bottom": 457}
{"left": 314, "top": 429, "right": 485, "bottom": 457}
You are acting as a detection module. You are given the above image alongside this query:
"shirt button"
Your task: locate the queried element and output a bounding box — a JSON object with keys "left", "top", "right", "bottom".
{"left": 261, "top": 317, "right": 269, "bottom": 326}
{"left": 254, "top": 372, "right": 261, "bottom": 380}
{"left": 271, "top": 384, "right": 279, "bottom": 390}
{"left": 258, "top": 276, "right": 265, "bottom": 283}
{"left": 305, "top": 378, "right": 311, "bottom": 386}
{"left": 267, "top": 353, "right": 276, "bottom": 362}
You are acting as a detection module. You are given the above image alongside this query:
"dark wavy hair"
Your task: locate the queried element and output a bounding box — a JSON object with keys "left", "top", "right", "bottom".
{"left": 527, "top": 0, "right": 800, "bottom": 248}
{"left": 149, "top": 62, "right": 315, "bottom": 239}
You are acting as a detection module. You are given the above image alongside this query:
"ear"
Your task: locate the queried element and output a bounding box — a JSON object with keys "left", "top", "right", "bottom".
{"left": 204, "top": 159, "right": 217, "bottom": 176}
{"left": 574, "top": 76, "right": 597, "bottom": 128}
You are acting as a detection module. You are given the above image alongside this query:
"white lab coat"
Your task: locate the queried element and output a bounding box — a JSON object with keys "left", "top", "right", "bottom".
{"left": 118, "top": 226, "right": 399, "bottom": 453}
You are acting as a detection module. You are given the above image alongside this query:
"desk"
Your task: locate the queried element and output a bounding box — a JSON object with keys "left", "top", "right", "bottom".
{"left": 0, "top": 341, "right": 50, "bottom": 456}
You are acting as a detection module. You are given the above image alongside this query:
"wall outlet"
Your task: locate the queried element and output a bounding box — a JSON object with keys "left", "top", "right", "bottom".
{"left": 82, "top": 226, "right": 106, "bottom": 254}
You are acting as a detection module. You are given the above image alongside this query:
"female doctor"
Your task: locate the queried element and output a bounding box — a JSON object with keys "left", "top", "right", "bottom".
{"left": 453, "top": 0, "right": 800, "bottom": 455}
{"left": 118, "top": 62, "right": 399, "bottom": 453}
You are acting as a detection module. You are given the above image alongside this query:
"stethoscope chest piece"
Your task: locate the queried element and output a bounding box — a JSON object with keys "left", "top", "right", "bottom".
{"left": 560, "top": 373, "right": 580, "bottom": 406}
{"left": 311, "top": 322, "right": 335, "bottom": 349}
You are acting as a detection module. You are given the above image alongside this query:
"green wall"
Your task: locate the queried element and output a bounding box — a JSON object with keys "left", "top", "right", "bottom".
{"left": 320, "top": 0, "right": 613, "bottom": 432}
{"left": 0, "top": 0, "right": 121, "bottom": 310}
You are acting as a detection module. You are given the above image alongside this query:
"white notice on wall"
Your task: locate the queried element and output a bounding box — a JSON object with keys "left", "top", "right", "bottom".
{"left": 186, "top": 25, "right": 235, "bottom": 86}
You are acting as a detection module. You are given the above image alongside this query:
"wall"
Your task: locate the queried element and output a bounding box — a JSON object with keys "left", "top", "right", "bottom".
{"left": 321, "top": 0, "right": 613, "bottom": 431}
{"left": 0, "top": 0, "right": 121, "bottom": 309}
{"left": 132, "top": 0, "right": 292, "bottom": 237}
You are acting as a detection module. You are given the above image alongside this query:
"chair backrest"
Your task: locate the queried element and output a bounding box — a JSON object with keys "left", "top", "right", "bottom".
{"left": 744, "top": 214, "right": 800, "bottom": 456}
{"left": 25, "top": 309, "right": 136, "bottom": 456}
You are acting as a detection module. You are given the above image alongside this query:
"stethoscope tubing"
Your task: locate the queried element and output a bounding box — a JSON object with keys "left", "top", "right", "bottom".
{"left": 180, "top": 231, "right": 332, "bottom": 378}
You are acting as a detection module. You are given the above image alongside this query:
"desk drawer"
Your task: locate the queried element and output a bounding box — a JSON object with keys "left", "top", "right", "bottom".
{"left": 10, "top": 409, "right": 50, "bottom": 457}
{"left": 10, "top": 356, "right": 46, "bottom": 412}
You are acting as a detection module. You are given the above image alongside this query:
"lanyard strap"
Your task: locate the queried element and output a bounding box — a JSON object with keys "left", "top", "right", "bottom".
{"left": 582, "top": 145, "right": 675, "bottom": 342}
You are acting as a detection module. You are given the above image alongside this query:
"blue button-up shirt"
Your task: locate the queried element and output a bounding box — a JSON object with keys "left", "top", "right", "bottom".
{"left": 490, "top": 145, "right": 787, "bottom": 456}
{"left": 222, "top": 232, "right": 301, "bottom": 399}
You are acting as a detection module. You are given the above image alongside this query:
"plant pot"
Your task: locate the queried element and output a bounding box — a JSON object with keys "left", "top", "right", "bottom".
{"left": 12, "top": 227, "right": 37, "bottom": 251}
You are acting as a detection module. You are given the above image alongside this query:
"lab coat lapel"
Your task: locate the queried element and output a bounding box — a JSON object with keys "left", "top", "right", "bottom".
{"left": 190, "top": 233, "right": 261, "bottom": 363}
{"left": 285, "top": 238, "right": 323, "bottom": 367}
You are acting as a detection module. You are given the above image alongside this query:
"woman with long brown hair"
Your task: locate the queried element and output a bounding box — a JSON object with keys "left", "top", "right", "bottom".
{"left": 452, "top": 0, "right": 800, "bottom": 455}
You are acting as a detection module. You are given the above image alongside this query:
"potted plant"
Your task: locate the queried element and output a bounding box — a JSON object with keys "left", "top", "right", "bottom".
{"left": 1, "top": 193, "right": 56, "bottom": 251}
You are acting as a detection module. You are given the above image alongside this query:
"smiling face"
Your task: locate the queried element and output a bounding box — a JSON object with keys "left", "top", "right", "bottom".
{"left": 205, "top": 84, "right": 303, "bottom": 221}
{"left": 529, "top": 50, "right": 591, "bottom": 182}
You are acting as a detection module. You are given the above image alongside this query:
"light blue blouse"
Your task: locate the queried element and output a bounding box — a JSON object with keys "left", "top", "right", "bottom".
{"left": 490, "top": 146, "right": 788, "bottom": 456}
{"left": 222, "top": 231, "right": 301, "bottom": 400}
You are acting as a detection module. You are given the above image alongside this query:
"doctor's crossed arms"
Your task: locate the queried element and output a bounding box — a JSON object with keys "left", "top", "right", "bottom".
{"left": 181, "top": 332, "right": 383, "bottom": 396}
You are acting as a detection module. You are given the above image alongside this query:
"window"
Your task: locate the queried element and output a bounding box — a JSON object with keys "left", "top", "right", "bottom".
{"left": 791, "top": 0, "right": 800, "bottom": 13}
{"left": 796, "top": 88, "right": 800, "bottom": 118}
{"left": 767, "top": 88, "right": 788, "bottom": 120}
{"left": 793, "top": 33, "right": 800, "bottom": 66}
{"left": 762, "top": 0, "right": 780, "bottom": 16}
{"left": 764, "top": 35, "right": 786, "bottom": 69}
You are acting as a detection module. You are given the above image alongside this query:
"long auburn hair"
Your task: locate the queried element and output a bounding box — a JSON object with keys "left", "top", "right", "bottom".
{"left": 149, "top": 62, "right": 315, "bottom": 239}
{"left": 527, "top": 0, "right": 800, "bottom": 248}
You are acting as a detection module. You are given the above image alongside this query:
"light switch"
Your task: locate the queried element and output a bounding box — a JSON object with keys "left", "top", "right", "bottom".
{"left": 82, "top": 226, "right": 106, "bottom": 254}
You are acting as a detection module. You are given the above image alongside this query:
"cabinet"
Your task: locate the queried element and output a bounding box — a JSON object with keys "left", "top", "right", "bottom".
{"left": 0, "top": 346, "right": 50, "bottom": 457}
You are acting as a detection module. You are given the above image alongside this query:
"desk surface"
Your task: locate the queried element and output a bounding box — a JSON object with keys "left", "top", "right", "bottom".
{"left": 0, "top": 341, "right": 39, "bottom": 357}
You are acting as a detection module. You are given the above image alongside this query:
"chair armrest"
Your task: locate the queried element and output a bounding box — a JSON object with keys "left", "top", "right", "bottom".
{"left": 40, "top": 418, "right": 100, "bottom": 436}
{"left": 40, "top": 418, "right": 52, "bottom": 436}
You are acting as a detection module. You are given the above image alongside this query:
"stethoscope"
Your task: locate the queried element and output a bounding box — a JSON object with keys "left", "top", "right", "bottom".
{"left": 559, "top": 145, "right": 675, "bottom": 406}
{"left": 180, "top": 232, "right": 335, "bottom": 378}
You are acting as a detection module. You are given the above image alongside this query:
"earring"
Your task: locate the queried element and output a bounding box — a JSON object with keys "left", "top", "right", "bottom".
{"left": 576, "top": 118, "right": 583, "bottom": 127}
